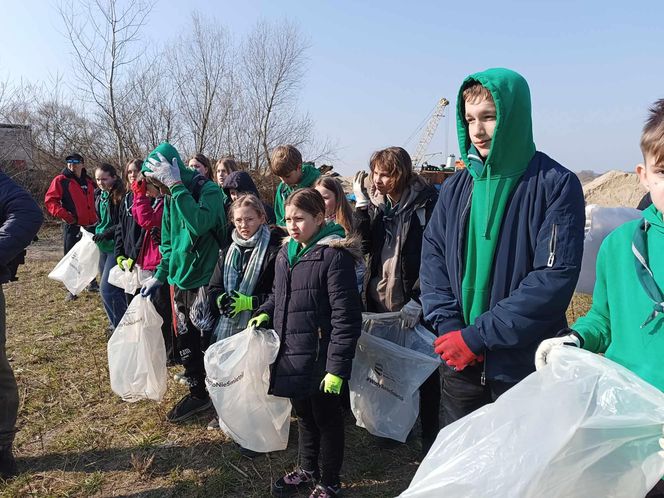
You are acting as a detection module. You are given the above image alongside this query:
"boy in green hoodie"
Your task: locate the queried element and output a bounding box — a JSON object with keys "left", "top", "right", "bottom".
{"left": 140, "top": 142, "right": 227, "bottom": 423}
{"left": 420, "top": 68, "right": 585, "bottom": 425}
{"left": 536, "top": 99, "right": 664, "bottom": 497}
{"left": 271, "top": 145, "right": 321, "bottom": 227}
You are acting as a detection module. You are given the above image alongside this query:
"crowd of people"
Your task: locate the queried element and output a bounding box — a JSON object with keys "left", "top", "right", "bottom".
{"left": 1, "top": 66, "right": 664, "bottom": 497}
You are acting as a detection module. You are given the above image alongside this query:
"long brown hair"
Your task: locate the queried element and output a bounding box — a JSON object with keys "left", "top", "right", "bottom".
{"left": 190, "top": 153, "right": 212, "bottom": 179}
{"left": 369, "top": 146, "right": 413, "bottom": 195}
{"left": 314, "top": 176, "right": 354, "bottom": 235}
{"left": 97, "top": 163, "right": 126, "bottom": 205}
{"left": 285, "top": 188, "right": 326, "bottom": 221}
{"left": 123, "top": 158, "right": 142, "bottom": 190}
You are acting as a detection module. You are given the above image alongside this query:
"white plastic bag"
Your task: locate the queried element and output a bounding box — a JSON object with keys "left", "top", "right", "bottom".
{"left": 107, "top": 295, "right": 167, "bottom": 402}
{"left": 401, "top": 347, "right": 664, "bottom": 498}
{"left": 48, "top": 228, "right": 100, "bottom": 295}
{"left": 349, "top": 312, "right": 441, "bottom": 442}
{"left": 204, "top": 326, "right": 291, "bottom": 453}
{"left": 108, "top": 264, "right": 151, "bottom": 294}
{"left": 576, "top": 205, "right": 641, "bottom": 294}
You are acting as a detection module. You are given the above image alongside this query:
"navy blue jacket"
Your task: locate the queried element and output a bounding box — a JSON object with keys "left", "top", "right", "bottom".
{"left": 420, "top": 152, "right": 585, "bottom": 382}
{"left": 258, "top": 238, "right": 362, "bottom": 399}
{"left": 0, "top": 171, "right": 43, "bottom": 283}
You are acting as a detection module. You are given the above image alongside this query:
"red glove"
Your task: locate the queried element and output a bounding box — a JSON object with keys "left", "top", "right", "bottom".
{"left": 131, "top": 179, "right": 147, "bottom": 197}
{"left": 434, "top": 330, "right": 480, "bottom": 371}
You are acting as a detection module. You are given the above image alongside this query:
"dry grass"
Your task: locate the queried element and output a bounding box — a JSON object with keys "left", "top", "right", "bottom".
{"left": 1, "top": 224, "right": 423, "bottom": 497}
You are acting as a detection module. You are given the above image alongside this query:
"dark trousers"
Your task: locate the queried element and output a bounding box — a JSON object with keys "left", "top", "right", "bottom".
{"left": 419, "top": 368, "right": 441, "bottom": 442}
{"left": 647, "top": 480, "right": 664, "bottom": 497}
{"left": 151, "top": 284, "right": 176, "bottom": 362}
{"left": 291, "top": 392, "right": 345, "bottom": 487}
{"left": 99, "top": 252, "right": 127, "bottom": 328}
{"left": 0, "top": 287, "right": 18, "bottom": 447}
{"left": 173, "top": 287, "right": 207, "bottom": 398}
{"left": 441, "top": 362, "right": 516, "bottom": 426}
{"left": 63, "top": 222, "right": 81, "bottom": 255}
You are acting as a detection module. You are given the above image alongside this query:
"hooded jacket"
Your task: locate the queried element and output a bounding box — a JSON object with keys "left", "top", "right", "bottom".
{"left": 94, "top": 189, "right": 121, "bottom": 254}
{"left": 114, "top": 192, "right": 144, "bottom": 261}
{"left": 132, "top": 194, "right": 164, "bottom": 271}
{"left": 459, "top": 68, "right": 536, "bottom": 324}
{"left": 420, "top": 68, "right": 585, "bottom": 383}
{"left": 257, "top": 235, "right": 362, "bottom": 399}
{"left": 223, "top": 170, "right": 276, "bottom": 224}
{"left": 44, "top": 167, "right": 97, "bottom": 226}
{"left": 354, "top": 174, "right": 438, "bottom": 312}
{"left": 274, "top": 163, "right": 320, "bottom": 226}
{"left": 574, "top": 206, "right": 664, "bottom": 391}
{"left": 141, "top": 142, "right": 227, "bottom": 289}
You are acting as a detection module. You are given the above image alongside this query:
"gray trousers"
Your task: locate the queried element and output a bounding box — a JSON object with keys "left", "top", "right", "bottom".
{"left": 0, "top": 286, "right": 18, "bottom": 446}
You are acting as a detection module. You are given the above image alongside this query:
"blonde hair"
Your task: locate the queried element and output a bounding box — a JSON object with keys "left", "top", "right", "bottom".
{"left": 229, "top": 193, "right": 267, "bottom": 223}
{"left": 462, "top": 82, "right": 494, "bottom": 105}
{"left": 641, "top": 98, "right": 664, "bottom": 165}
{"left": 270, "top": 145, "right": 302, "bottom": 177}
{"left": 314, "top": 176, "right": 354, "bottom": 235}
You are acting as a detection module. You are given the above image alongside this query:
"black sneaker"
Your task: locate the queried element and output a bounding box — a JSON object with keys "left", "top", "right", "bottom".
{"left": 239, "top": 446, "right": 262, "bottom": 459}
{"left": 272, "top": 468, "right": 319, "bottom": 497}
{"left": 86, "top": 280, "right": 99, "bottom": 292}
{"left": 166, "top": 394, "right": 212, "bottom": 423}
{"left": 65, "top": 292, "right": 78, "bottom": 302}
{"left": 0, "top": 445, "right": 17, "bottom": 480}
{"left": 310, "top": 483, "right": 341, "bottom": 498}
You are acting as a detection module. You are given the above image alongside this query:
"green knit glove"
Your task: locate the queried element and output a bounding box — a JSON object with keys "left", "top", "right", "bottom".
{"left": 116, "top": 256, "right": 127, "bottom": 268}
{"left": 227, "top": 290, "right": 257, "bottom": 318}
{"left": 248, "top": 313, "right": 269, "bottom": 328}
{"left": 319, "top": 373, "right": 343, "bottom": 395}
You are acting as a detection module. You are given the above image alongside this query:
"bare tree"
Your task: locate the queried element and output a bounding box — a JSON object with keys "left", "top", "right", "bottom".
{"left": 59, "top": 0, "right": 152, "bottom": 166}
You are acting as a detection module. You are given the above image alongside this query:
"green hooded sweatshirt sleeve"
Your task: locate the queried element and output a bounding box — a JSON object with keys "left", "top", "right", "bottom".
{"left": 573, "top": 205, "right": 664, "bottom": 391}
{"left": 274, "top": 163, "right": 321, "bottom": 227}
{"left": 94, "top": 191, "right": 115, "bottom": 254}
{"left": 141, "top": 142, "right": 226, "bottom": 289}
{"left": 458, "top": 68, "right": 537, "bottom": 325}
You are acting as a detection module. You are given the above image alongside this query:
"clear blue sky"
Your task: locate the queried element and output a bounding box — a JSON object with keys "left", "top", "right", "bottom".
{"left": 1, "top": 0, "right": 662, "bottom": 176}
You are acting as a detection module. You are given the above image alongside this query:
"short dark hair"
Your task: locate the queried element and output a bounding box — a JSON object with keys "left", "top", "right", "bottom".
{"left": 190, "top": 153, "right": 212, "bottom": 179}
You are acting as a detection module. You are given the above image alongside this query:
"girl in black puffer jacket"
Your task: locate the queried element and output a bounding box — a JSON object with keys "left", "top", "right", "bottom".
{"left": 255, "top": 188, "right": 361, "bottom": 498}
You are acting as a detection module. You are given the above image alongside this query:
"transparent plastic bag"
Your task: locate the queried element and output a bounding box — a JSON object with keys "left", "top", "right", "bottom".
{"left": 108, "top": 264, "right": 151, "bottom": 294}
{"left": 349, "top": 312, "right": 441, "bottom": 442}
{"left": 576, "top": 205, "right": 642, "bottom": 294}
{"left": 107, "top": 295, "right": 167, "bottom": 402}
{"left": 204, "top": 326, "right": 291, "bottom": 453}
{"left": 48, "top": 228, "right": 100, "bottom": 295}
{"left": 401, "top": 347, "right": 664, "bottom": 498}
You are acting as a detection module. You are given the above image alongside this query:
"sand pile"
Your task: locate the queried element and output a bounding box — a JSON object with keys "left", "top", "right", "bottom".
{"left": 582, "top": 170, "right": 646, "bottom": 208}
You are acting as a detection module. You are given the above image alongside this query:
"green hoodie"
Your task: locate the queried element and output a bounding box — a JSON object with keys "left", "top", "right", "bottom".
{"left": 95, "top": 191, "right": 114, "bottom": 254}
{"left": 141, "top": 142, "right": 226, "bottom": 289}
{"left": 574, "top": 205, "right": 664, "bottom": 391}
{"left": 458, "top": 68, "right": 536, "bottom": 325}
{"left": 274, "top": 163, "right": 321, "bottom": 227}
{"left": 286, "top": 222, "right": 345, "bottom": 267}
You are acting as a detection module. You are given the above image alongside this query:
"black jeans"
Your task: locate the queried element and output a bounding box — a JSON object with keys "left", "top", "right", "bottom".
{"left": 173, "top": 287, "right": 207, "bottom": 398}
{"left": 419, "top": 368, "right": 441, "bottom": 442}
{"left": 441, "top": 362, "right": 516, "bottom": 426}
{"left": 0, "top": 287, "right": 18, "bottom": 447}
{"left": 291, "top": 392, "right": 345, "bottom": 487}
{"left": 62, "top": 222, "right": 81, "bottom": 255}
{"left": 152, "top": 284, "right": 175, "bottom": 362}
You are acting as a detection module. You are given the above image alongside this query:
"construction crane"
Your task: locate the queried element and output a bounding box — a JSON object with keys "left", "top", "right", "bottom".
{"left": 411, "top": 97, "right": 449, "bottom": 169}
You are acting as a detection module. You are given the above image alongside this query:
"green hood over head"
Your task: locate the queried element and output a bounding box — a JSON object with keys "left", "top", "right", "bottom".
{"left": 141, "top": 141, "right": 198, "bottom": 187}
{"left": 457, "top": 67, "right": 536, "bottom": 179}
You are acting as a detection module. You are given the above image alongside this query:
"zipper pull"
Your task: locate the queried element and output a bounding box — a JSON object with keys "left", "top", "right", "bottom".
{"left": 547, "top": 251, "right": 555, "bottom": 267}
{"left": 480, "top": 371, "right": 486, "bottom": 386}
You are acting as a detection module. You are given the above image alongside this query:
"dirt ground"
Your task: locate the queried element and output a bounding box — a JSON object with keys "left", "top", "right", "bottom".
{"left": 0, "top": 223, "right": 592, "bottom": 497}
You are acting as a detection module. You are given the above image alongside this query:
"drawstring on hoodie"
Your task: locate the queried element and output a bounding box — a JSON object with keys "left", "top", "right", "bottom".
{"left": 484, "top": 164, "right": 492, "bottom": 239}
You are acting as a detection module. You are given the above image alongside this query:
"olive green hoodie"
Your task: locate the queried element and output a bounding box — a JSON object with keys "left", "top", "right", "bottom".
{"left": 141, "top": 142, "right": 226, "bottom": 289}
{"left": 458, "top": 68, "right": 536, "bottom": 325}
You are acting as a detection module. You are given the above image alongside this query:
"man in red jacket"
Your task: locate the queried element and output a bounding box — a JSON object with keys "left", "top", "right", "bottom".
{"left": 44, "top": 153, "right": 99, "bottom": 300}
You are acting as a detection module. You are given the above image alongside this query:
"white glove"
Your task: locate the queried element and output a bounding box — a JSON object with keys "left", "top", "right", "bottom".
{"left": 353, "top": 170, "right": 370, "bottom": 208}
{"left": 400, "top": 299, "right": 422, "bottom": 328}
{"left": 145, "top": 152, "right": 182, "bottom": 188}
{"left": 140, "top": 276, "right": 163, "bottom": 297}
{"left": 534, "top": 333, "right": 581, "bottom": 370}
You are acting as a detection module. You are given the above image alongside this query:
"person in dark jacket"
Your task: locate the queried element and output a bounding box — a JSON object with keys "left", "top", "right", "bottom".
{"left": 352, "top": 146, "right": 441, "bottom": 453}
{"left": 93, "top": 163, "right": 127, "bottom": 331}
{"left": 114, "top": 159, "right": 145, "bottom": 303}
{"left": 222, "top": 170, "right": 276, "bottom": 224}
{"left": 252, "top": 188, "right": 361, "bottom": 498}
{"left": 44, "top": 153, "right": 98, "bottom": 300}
{"left": 420, "top": 68, "right": 585, "bottom": 426}
{"left": 0, "top": 170, "right": 43, "bottom": 479}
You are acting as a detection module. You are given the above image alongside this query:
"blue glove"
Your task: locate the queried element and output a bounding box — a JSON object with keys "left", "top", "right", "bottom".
{"left": 140, "top": 277, "right": 163, "bottom": 297}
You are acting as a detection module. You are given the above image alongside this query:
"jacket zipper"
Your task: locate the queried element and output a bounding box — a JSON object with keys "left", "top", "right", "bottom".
{"left": 547, "top": 224, "right": 558, "bottom": 268}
